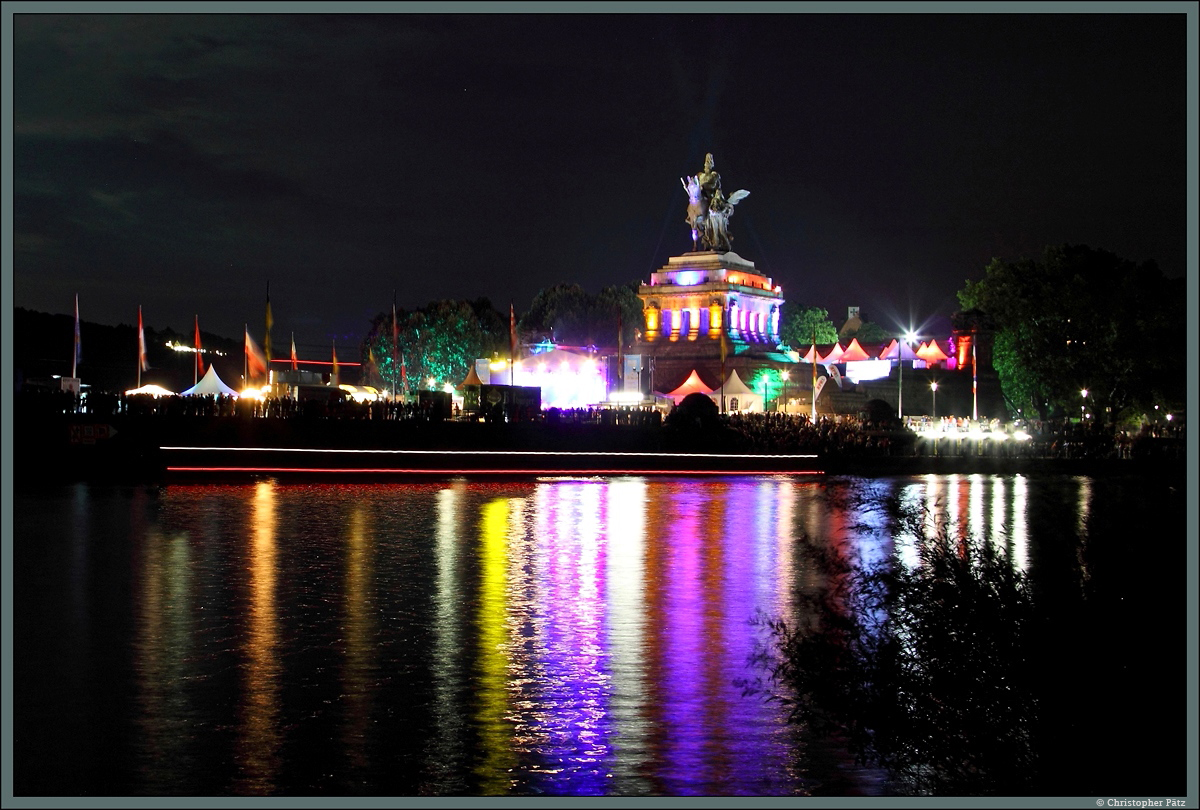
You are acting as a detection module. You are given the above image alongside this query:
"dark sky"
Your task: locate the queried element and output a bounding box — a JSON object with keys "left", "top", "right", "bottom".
{"left": 10, "top": 10, "right": 1190, "bottom": 353}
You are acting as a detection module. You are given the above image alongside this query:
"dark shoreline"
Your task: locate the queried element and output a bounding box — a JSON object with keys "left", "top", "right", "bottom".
{"left": 14, "top": 411, "right": 1185, "bottom": 484}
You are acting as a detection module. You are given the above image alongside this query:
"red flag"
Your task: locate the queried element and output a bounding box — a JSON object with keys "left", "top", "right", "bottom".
{"left": 245, "top": 327, "right": 267, "bottom": 376}
{"left": 137, "top": 306, "right": 148, "bottom": 372}
{"left": 194, "top": 315, "right": 203, "bottom": 381}
{"left": 290, "top": 332, "right": 298, "bottom": 371}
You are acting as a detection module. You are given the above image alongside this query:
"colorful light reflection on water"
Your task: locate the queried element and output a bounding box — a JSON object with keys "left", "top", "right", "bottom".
{"left": 12, "top": 474, "right": 1100, "bottom": 797}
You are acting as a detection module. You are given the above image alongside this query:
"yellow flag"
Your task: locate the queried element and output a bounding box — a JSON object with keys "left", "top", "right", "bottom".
{"left": 264, "top": 295, "right": 274, "bottom": 363}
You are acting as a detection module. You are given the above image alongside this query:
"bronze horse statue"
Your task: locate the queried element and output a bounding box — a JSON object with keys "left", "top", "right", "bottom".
{"left": 682, "top": 174, "right": 749, "bottom": 252}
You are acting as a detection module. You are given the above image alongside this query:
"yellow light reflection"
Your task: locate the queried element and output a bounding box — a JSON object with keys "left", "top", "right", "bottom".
{"left": 134, "top": 525, "right": 194, "bottom": 791}
{"left": 475, "top": 498, "right": 517, "bottom": 793}
{"left": 235, "top": 480, "right": 281, "bottom": 793}
{"left": 1076, "top": 476, "right": 1093, "bottom": 582}
{"left": 341, "top": 502, "right": 374, "bottom": 775}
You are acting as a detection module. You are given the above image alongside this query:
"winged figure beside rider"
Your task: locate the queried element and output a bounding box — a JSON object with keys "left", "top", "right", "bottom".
{"left": 682, "top": 153, "right": 749, "bottom": 253}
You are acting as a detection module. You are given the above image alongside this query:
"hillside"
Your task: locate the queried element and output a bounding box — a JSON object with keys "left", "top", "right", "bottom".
{"left": 13, "top": 307, "right": 245, "bottom": 394}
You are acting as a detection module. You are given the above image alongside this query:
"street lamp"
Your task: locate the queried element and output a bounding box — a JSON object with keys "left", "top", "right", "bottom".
{"left": 930, "top": 380, "right": 938, "bottom": 420}
{"left": 1081, "top": 388, "right": 1088, "bottom": 421}
{"left": 780, "top": 369, "right": 790, "bottom": 413}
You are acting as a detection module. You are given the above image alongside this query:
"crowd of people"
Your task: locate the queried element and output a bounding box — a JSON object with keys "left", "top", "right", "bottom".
{"left": 18, "top": 388, "right": 1184, "bottom": 461}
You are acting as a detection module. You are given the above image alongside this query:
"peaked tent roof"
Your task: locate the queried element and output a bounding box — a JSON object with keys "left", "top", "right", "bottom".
{"left": 716, "top": 368, "right": 764, "bottom": 411}
{"left": 799, "top": 345, "right": 818, "bottom": 363}
{"left": 818, "top": 343, "right": 845, "bottom": 364}
{"left": 460, "top": 365, "right": 483, "bottom": 386}
{"left": 181, "top": 364, "right": 239, "bottom": 396}
{"left": 666, "top": 369, "right": 714, "bottom": 404}
{"left": 841, "top": 338, "right": 871, "bottom": 362}
{"left": 878, "top": 339, "right": 920, "bottom": 361}
{"left": 920, "top": 340, "right": 951, "bottom": 364}
{"left": 717, "top": 368, "right": 757, "bottom": 396}
{"left": 125, "top": 384, "right": 175, "bottom": 397}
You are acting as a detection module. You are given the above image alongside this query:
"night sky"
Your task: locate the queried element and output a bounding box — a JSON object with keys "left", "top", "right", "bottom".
{"left": 10, "top": 9, "right": 1190, "bottom": 354}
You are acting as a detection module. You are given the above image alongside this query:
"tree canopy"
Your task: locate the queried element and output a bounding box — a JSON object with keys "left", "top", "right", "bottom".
{"left": 361, "top": 298, "right": 508, "bottom": 391}
{"left": 780, "top": 303, "right": 839, "bottom": 348}
{"left": 520, "top": 281, "right": 642, "bottom": 347}
{"left": 957, "top": 244, "right": 1184, "bottom": 422}
{"left": 846, "top": 320, "right": 891, "bottom": 345}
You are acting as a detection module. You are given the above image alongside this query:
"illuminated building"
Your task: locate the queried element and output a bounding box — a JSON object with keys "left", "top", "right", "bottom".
{"left": 636, "top": 250, "right": 794, "bottom": 401}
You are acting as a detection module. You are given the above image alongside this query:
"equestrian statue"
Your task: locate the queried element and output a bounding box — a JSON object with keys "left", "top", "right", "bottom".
{"left": 682, "top": 152, "right": 749, "bottom": 253}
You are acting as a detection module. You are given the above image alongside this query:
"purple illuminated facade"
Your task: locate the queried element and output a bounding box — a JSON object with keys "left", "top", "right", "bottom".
{"left": 637, "top": 251, "right": 793, "bottom": 397}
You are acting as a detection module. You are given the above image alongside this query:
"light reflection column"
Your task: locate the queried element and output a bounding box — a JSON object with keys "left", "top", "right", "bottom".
{"left": 474, "top": 498, "right": 518, "bottom": 794}
{"left": 604, "top": 478, "right": 649, "bottom": 793}
{"left": 133, "top": 525, "right": 195, "bottom": 792}
{"left": 529, "top": 482, "right": 613, "bottom": 795}
{"left": 1075, "top": 476, "right": 1093, "bottom": 582}
{"left": 427, "top": 484, "right": 471, "bottom": 793}
{"left": 340, "top": 502, "right": 375, "bottom": 779}
{"left": 1011, "top": 476, "right": 1030, "bottom": 573}
{"left": 234, "top": 480, "right": 281, "bottom": 794}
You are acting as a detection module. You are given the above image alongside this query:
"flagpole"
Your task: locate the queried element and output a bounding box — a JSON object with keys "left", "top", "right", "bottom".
{"left": 72, "top": 294, "right": 80, "bottom": 380}
{"left": 244, "top": 324, "right": 249, "bottom": 386}
{"left": 391, "top": 290, "right": 398, "bottom": 403}
{"left": 811, "top": 328, "right": 817, "bottom": 422}
{"left": 194, "top": 315, "right": 200, "bottom": 385}
{"left": 137, "top": 305, "right": 143, "bottom": 389}
{"left": 972, "top": 330, "right": 978, "bottom": 422}
{"left": 720, "top": 331, "right": 726, "bottom": 415}
{"left": 265, "top": 282, "right": 273, "bottom": 390}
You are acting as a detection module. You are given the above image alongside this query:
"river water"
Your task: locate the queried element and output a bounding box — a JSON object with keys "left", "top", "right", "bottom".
{"left": 11, "top": 473, "right": 1188, "bottom": 797}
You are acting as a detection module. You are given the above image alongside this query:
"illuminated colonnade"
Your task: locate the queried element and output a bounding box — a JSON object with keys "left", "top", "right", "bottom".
{"left": 639, "top": 252, "right": 783, "bottom": 345}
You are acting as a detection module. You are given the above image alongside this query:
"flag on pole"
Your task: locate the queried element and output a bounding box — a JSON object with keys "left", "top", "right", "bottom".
{"left": 194, "top": 315, "right": 203, "bottom": 383}
{"left": 137, "top": 305, "right": 147, "bottom": 388}
{"left": 332, "top": 339, "right": 339, "bottom": 379}
{"left": 972, "top": 336, "right": 978, "bottom": 421}
{"left": 509, "top": 302, "right": 518, "bottom": 386}
{"left": 392, "top": 294, "right": 399, "bottom": 398}
{"left": 368, "top": 347, "right": 379, "bottom": 386}
{"left": 617, "top": 312, "right": 624, "bottom": 387}
{"left": 400, "top": 351, "right": 409, "bottom": 395}
{"left": 814, "top": 375, "right": 828, "bottom": 402}
{"left": 245, "top": 327, "right": 267, "bottom": 377}
{"left": 825, "top": 363, "right": 843, "bottom": 389}
{"left": 811, "top": 329, "right": 818, "bottom": 421}
{"left": 72, "top": 294, "right": 81, "bottom": 378}
{"left": 290, "top": 332, "right": 298, "bottom": 371}
{"left": 137, "top": 306, "right": 148, "bottom": 372}
{"left": 720, "top": 331, "right": 729, "bottom": 413}
{"left": 509, "top": 302, "right": 518, "bottom": 362}
{"left": 264, "top": 282, "right": 274, "bottom": 365}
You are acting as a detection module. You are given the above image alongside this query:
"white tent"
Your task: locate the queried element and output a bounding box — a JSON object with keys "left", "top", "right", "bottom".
{"left": 181, "top": 365, "right": 239, "bottom": 397}
{"left": 125, "top": 384, "right": 175, "bottom": 397}
{"left": 714, "top": 368, "right": 763, "bottom": 413}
